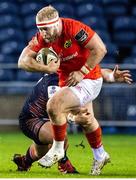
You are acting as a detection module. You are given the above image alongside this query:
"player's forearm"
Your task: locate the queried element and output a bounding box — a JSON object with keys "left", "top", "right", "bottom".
{"left": 80, "top": 49, "right": 106, "bottom": 75}
{"left": 86, "top": 48, "right": 107, "bottom": 70}
{"left": 18, "top": 56, "right": 51, "bottom": 73}
{"left": 101, "top": 69, "right": 115, "bottom": 82}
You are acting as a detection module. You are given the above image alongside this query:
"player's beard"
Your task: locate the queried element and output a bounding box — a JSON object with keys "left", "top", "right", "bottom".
{"left": 43, "top": 35, "right": 57, "bottom": 43}
{"left": 43, "top": 28, "right": 59, "bottom": 43}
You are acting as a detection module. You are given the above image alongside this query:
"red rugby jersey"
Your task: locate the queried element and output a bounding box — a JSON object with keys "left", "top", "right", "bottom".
{"left": 29, "top": 18, "right": 102, "bottom": 87}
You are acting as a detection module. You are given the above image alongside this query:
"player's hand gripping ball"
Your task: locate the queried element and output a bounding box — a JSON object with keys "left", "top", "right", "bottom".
{"left": 36, "top": 48, "right": 59, "bottom": 65}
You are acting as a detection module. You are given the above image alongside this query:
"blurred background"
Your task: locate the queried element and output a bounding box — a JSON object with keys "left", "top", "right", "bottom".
{"left": 0, "top": 0, "right": 136, "bottom": 134}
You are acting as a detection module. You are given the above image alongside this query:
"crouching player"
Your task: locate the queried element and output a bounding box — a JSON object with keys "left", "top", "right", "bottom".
{"left": 13, "top": 65, "right": 132, "bottom": 173}
{"left": 13, "top": 73, "right": 78, "bottom": 173}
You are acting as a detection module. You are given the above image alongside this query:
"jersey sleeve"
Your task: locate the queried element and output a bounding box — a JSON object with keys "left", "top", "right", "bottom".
{"left": 70, "top": 20, "right": 95, "bottom": 46}
{"left": 28, "top": 32, "right": 43, "bottom": 53}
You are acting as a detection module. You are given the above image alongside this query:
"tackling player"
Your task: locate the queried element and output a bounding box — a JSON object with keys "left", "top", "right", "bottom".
{"left": 13, "top": 73, "right": 78, "bottom": 174}
{"left": 17, "top": 5, "right": 132, "bottom": 175}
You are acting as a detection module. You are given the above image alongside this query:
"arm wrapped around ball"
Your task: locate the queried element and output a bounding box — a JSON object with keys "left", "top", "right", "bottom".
{"left": 18, "top": 46, "right": 60, "bottom": 73}
{"left": 36, "top": 48, "right": 59, "bottom": 65}
{"left": 36, "top": 48, "right": 60, "bottom": 73}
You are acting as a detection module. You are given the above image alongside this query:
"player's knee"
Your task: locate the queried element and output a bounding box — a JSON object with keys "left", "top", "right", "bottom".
{"left": 74, "top": 112, "right": 93, "bottom": 125}
{"left": 39, "top": 131, "right": 53, "bottom": 145}
{"left": 75, "top": 113, "right": 95, "bottom": 128}
{"left": 81, "top": 116, "right": 98, "bottom": 132}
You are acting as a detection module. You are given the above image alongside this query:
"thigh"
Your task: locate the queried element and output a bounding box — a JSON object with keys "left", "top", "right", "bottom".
{"left": 48, "top": 86, "right": 81, "bottom": 114}
{"left": 70, "top": 78, "right": 103, "bottom": 106}
{"left": 19, "top": 116, "right": 50, "bottom": 145}
{"left": 84, "top": 102, "right": 94, "bottom": 116}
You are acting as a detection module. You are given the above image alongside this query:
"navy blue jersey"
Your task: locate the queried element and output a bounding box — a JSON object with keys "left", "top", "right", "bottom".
{"left": 18, "top": 73, "right": 59, "bottom": 144}
{"left": 20, "top": 73, "right": 59, "bottom": 119}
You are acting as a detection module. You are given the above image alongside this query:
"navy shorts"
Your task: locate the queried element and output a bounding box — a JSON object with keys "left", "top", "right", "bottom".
{"left": 19, "top": 73, "right": 59, "bottom": 145}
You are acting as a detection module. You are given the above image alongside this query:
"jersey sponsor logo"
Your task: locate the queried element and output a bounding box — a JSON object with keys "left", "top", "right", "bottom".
{"left": 48, "top": 86, "right": 60, "bottom": 98}
{"left": 62, "top": 51, "right": 78, "bottom": 61}
{"left": 75, "top": 29, "right": 88, "bottom": 43}
{"left": 64, "top": 39, "right": 72, "bottom": 48}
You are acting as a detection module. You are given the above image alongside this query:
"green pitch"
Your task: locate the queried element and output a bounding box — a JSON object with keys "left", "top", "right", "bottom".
{"left": 0, "top": 131, "right": 136, "bottom": 178}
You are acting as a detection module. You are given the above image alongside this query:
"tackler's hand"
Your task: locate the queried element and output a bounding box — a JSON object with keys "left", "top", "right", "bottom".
{"left": 113, "top": 65, "right": 133, "bottom": 84}
{"left": 47, "top": 58, "right": 60, "bottom": 73}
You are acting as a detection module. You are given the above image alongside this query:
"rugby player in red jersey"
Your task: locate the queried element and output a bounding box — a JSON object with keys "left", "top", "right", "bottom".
{"left": 13, "top": 67, "right": 132, "bottom": 173}
{"left": 17, "top": 5, "right": 132, "bottom": 175}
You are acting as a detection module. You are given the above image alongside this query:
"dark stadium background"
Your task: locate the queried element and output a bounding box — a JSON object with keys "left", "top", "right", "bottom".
{"left": 0, "top": 0, "right": 136, "bottom": 134}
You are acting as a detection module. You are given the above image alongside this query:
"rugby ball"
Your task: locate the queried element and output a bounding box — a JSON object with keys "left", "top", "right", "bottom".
{"left": 36, "top": 48, "right": 58, "bottom": 65}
